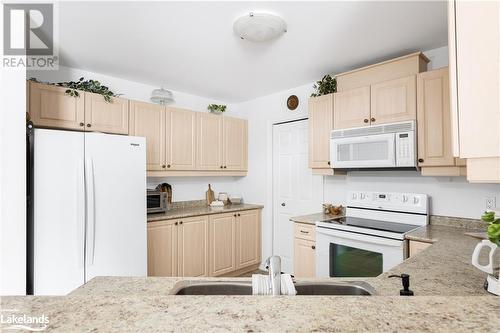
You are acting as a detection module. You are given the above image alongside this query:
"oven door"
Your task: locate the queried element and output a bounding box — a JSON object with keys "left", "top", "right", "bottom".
{"left": 315, "top": 226, "right": 404, "bottom": 278}
{"left": 330, "top": 133, "right": 396, "bottom": 168}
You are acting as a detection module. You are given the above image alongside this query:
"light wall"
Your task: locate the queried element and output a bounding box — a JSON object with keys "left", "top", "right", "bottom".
{"left": 0, "top": 67, "right": 27, "bottom": 295}
{"left": 233, "top": 46, "right": 500, "bottom": 262}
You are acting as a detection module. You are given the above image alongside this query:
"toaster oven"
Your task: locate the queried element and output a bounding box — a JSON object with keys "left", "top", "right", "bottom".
{"left": 147, "top": 190, "right": 167, "bottom": 214}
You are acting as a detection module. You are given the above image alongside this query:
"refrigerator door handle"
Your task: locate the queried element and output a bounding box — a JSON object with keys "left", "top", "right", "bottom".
{"left": 76, "top": 158, "right": 85, "bottom": 269}
{"left": 85, "top": 157, "right": 96, "bottom": 266}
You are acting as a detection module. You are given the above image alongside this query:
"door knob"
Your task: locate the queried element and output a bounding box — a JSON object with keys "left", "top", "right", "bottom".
{"left": 281, "top": 203, "right": 286, "bottom": 207}
{"left": 370, "top": 117, "right": 376, "bottom": 122}
{"left": 363, "top": 119, "right": 369, "bottom": 123}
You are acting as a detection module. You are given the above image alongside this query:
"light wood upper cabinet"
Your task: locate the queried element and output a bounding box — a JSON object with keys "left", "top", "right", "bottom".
{"left": 197, "top": 113, "right": 223, "bottom": 170}
{"left": 448, "top": 0, "right": 500, "bottom": 183}
{"left": 166, "top": 107, "right": 197, "bottom": 170}
{"left": 308, "top": 94, "right": 334, "bottom": 168}
{"left": 129, "top": 101, "right": 166, "bottom": 171}
{"left": 417, "top": 68, "right": 455, "bottom": 167}
{"left": 294, "top": 238, "right": 315, "bottom": 278}
{"left": 29, "top": 81, "right": 85, "bottom": 130}
{"left": 235, "top": 210, "right": 261, "bottom": 269}
{"left": 208, "top": 213, "right": 236, "bottom": 276}
{"left": 147, "top": 220, "right": 177, "bottom": 277}
{"left": 333, "top": 86, "right": 371, "bottom": 129}
{"left": 223, "top": 117, "right": 248, "bottom": 171}
{"left": 84, "top": 92, "right": 129, "bottom": 134}
{"left": 177, "top": 215, "right": 208, "bottom": 277}
{"left": 370, "top": 75, "right": 416, "bottom": 125}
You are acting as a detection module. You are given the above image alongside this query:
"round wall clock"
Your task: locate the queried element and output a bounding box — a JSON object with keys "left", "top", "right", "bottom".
{"left": 286, "top": 95, "right": 299, "bottom": 110}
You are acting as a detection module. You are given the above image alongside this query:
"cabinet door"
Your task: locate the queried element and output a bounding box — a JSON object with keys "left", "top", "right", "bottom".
{"left": 208, "top": 213, "right": 236, "bottom": 276}
{"left": 197, "top": 113, "right": 223, "bottom": 170}
{"left": 309, "top": 94, "right": 334, "bottom": 168}
{"left": 147, "top": 220, "right": 177, "bottom": 277}
{"left": 235, "top": 210, "right": 261, "bottom": 269}
{"left": 409, "top": 240, "right": 431, "bottom": 258}
{"left": 84, "top": 92, "right": 129, "bottom": 134}
{"left": 223, "top": 117, "right": 248, "bottom": 171}
{"left": 166, "top": 108, "right": 197, "bottom": 170}
{"left": 129, "top": 101, "right": 166, "bottom": 171}
{"left": 178, "top": 215, "right": 208, "bottom": 277}
{"left": 333, "top": 87, "right": 370, "bottom": 130}
{"left": 293, "top": 238, "right": 315, "bottom": 278}
{"left": 417, "top": 68, "right": 455, "bottom": 167}
{"left": 370, "top": 75, "right": 416, "bottom": 124}
{"left": 29, "top": 81, "right": 85, "bottom": 130}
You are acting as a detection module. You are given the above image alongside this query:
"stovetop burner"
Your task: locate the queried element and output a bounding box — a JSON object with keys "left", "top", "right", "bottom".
{"left": 320, "top": 216, "right": 420, "bottom": 234}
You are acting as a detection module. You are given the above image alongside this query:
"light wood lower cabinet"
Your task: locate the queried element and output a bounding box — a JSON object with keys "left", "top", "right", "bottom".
{"left": 147, "top": 219, "right": 177, "bottom": 277}
{"left": 148, "top": 209, "right": 261, "bottom": 277}
{"left": 235, "top": 210, "right": 261, "bottom": 269}
{"left": 293, "top": 222, "right": 316, "bottom": 278}
{"left": 408, "top": 240, "right": 432, "bottom": 257}
{"left": 177, "top": 215, "right": 209, "bottom": 277}
{"left": 208, "top": 213, "right": 236, "bottom": 276}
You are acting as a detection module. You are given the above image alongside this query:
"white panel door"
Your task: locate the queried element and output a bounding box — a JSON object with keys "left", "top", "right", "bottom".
{"left": 84, "top": 133, "right": 147, "bottom": 281}
{"left": 33, "top": 129, "right": 85, "bottom": 295}
{"left": 272, "top": 120, "right": 323, "bottom": 273}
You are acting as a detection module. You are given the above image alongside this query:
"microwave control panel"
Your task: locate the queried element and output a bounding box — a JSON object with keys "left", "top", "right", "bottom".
{"left": 395, "top": 131, "right": 416, "bottom": 167}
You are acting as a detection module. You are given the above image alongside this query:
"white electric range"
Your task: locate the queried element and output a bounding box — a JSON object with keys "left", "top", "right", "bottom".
{"left": 316, "top": 191, "right": 428, "bottom": 278}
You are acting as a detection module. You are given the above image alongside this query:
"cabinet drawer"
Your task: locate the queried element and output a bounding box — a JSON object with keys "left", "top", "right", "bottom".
{"left": 294, "top": 223, "right": 315, "bottom": 241}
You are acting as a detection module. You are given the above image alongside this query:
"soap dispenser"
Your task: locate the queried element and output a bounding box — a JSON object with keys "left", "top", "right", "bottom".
{"left": 389, "top": 273, "right": 414, "bottom": 296}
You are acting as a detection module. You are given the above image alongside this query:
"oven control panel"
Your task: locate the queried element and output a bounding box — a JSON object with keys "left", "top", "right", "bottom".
{"left": 347, "top": 191, "right": 428, "bottom": 214}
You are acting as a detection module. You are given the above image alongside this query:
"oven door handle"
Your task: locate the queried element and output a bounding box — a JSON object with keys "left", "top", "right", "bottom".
{"left": 316, "top": 226, "right": 403, "bottom": 247}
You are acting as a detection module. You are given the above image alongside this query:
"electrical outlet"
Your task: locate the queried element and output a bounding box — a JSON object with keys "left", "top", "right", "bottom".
{"left": 485, "top": 197, "right": 497, "bottom": 210}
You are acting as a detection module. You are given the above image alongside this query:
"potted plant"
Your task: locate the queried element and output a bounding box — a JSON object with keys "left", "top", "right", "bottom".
{"left": 207, "top": 104, "right": 227, "bottom": 114}
{"left": 482, "top": 211, "right": 500, "bottom": 246}
{"left": 30, "top": 77, "right": 120, "bottom": 102}
{"left": 310, "top": 74, "right": 337, "bottom": 97}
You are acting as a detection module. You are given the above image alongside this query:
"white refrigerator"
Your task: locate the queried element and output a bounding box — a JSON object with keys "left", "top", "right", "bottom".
{"left": 29, "top": 129, "right": 147, "bottom": 295}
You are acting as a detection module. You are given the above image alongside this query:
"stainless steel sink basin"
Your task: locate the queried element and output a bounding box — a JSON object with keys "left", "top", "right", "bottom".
{"left": 170, "top": 280, "right": 375, "bottom": 296}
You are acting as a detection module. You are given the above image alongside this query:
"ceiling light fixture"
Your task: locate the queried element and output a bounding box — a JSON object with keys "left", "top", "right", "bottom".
{"left": 233, "top": 12, "right": 287, "bottom": 42}
{"left": 150, "top": 87, "right": 174, "bottom": 105}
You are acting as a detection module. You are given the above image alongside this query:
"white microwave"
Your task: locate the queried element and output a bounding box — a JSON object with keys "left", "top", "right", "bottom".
{"left": 330, "top": 121, "right": 416, "bottom": 169}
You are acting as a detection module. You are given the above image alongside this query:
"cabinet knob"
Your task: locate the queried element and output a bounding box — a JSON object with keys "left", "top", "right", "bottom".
{"left": 223, "top": 166, "right": 227, "bottom": 169}
{"left": 167, "top": 164, "right": 171, "bottom": 168}
{"left": 311, "top": 245, "right": 316, "bottom": 250}
{"left": 174, "top": 222, "right": 178, "bottom": 225}
{"left": 220, "top": 166, "right": 223, "bottom": 169}
{"left": 327, "top": 161, "right": 331, "bottom": 166}
{"left": 234, "top": 214, "right": 237, "bottom": 217}
{"left": 162, "top": 165, "right": 166, "bottom": 168}
{"left": 179, "top": 221, "right": 183, "bottom": 225}
{"left": 418, "top": 158, "right": 424, "bottom": 163}
{"left": 86, "top": 124, "right": 91, "bottom": 128}
{"left": 237, "top": 213, "right": 241, "bottom": 217}
{"left": 370, "top": 117, "right": 376, "bottom": 122}
{"left": 79, "top": 122, "right": 84, "bottom": 127}
{"left": 363, "top": 119, "right": 369, "bottom": 123}
{"left": 281, "top": 203, "right": 286, "bottom": 207}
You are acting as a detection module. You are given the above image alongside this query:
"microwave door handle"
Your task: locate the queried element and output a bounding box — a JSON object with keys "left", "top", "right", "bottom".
{"left": 390, "top": 133, "right": 396, "bottom": 166}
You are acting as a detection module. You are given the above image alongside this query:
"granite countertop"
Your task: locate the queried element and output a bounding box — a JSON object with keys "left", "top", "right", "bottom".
{"left": 147, "top": 203, "right": 264, "bottom": 222}
{"left": 2, "top": 219, "right": 499, "bottom": 332}
{"left": 290, "top": 212, "right": 343, "bottom": 224}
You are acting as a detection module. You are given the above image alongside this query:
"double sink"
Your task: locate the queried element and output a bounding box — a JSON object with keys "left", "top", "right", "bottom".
{"left": 170, "top": 280, "right": 376, "bottom": 296}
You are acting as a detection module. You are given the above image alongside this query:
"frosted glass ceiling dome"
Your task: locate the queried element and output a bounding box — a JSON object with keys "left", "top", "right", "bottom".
{"left": 233, "top": 12, "right": 287, "bottom": 42}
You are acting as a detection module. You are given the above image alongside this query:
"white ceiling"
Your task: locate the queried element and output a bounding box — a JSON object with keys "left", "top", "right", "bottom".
{"left": 58, "top": 1, "right": 448, "bottom": 102}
